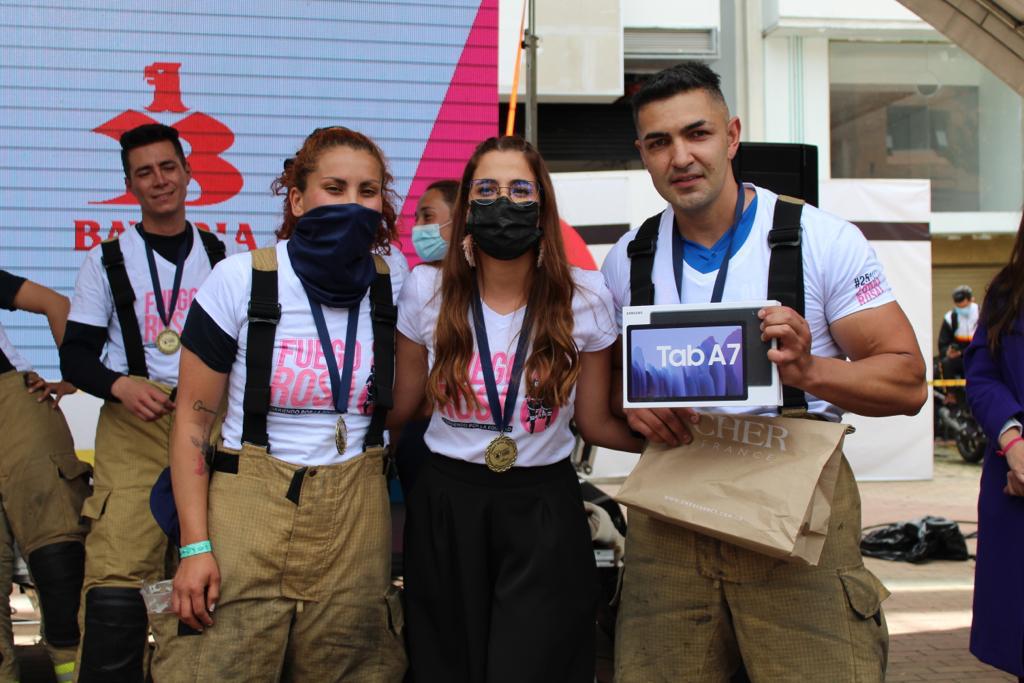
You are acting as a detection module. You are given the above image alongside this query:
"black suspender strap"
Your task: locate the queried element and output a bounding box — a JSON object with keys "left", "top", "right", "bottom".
{"left": 626, "top": 213, "right": 662, "bottom": 306}
{"left": 196, "top": 227, "right": 226, "bottom": 267}
{"left": 364, "top": 255, "right": 396, "bottom": 450}
{"left": 767, "top": 195, "right": 808, "bottom": 416}
{"left": 241, "top": 247, "right": 281, "bottom": 449}
{"left": 100, "top": 239, "right": 148, "bottom": 378}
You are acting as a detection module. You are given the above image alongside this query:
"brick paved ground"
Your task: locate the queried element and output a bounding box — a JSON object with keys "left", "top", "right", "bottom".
{"left": 6, "top": 445, "right": 1014, "bottom": 681}
{"left": 862, "top": 445, "right": 1014, "bottom": 681}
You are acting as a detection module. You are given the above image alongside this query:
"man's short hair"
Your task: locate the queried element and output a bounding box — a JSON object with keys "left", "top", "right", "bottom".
{"left": 119, "top": 123, "right": 186, "bottom": 177}
{"left": 952, "top": 285, "right": 973, "bottom": 303}
{"left": 631, "top": 61, "right": 728, "bottom": 129}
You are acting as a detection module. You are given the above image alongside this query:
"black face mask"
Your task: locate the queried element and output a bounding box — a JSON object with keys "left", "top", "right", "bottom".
{"left": 467, "top": 197, "right": 541, "bottom": 260}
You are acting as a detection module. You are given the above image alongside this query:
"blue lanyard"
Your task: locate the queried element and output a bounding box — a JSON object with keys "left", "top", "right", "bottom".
{"left": 672, "top": 182, "right": 746, "bottom": 304}
{"left": 139, "top": 224, "right": 192, "bottom": 328}
{"left": 304, "top": 291, "right": 360, "bottom": 414}
{"left": 470, "top": 280, "right": 533, "bottom": 435}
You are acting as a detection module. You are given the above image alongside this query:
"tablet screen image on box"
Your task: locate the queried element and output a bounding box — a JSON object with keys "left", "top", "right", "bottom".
{"left": 628, "top": 322, "right": 747, "bottom": 402}
{"left": 622, "top": 301, "right": 782, "bottom": 409}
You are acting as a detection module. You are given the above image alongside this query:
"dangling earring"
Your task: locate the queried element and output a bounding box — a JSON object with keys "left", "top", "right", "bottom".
{"left": 536, "top": 243, "right": 545, "bottom": 269}
{"left": 462, "top": 235, "right": 476, "bottom": 268}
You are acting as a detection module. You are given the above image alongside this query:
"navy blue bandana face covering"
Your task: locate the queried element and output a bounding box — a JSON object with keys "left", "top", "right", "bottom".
{"left": 287, "top": 203, "right": 381, "bottom": 308}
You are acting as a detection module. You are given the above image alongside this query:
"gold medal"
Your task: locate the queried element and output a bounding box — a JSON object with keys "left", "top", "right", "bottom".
{"left": 335, "top": 415, "right": 348, "bottom": 454}
{"left": 485, "top": 434, "right": 517, "bottom": 473}
{"left": 156, "top": 328, "right": 181, "bottom": 355}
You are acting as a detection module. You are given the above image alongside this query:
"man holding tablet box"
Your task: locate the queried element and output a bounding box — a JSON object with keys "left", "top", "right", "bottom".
{"left": 601, "top": 62, "right": 926, "bottom": 682}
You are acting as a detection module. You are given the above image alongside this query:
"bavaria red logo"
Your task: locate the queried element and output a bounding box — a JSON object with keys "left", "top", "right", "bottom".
{"left": 75, "top": 62, "right": 257, "bottom": 251}
{"left": 91, "top": 62, "right": 243, "bottom": 206}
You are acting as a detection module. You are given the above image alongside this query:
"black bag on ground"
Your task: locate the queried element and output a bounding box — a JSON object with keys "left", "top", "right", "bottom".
{"left": 860, "top": 515, "right": 969, "bottom": 563}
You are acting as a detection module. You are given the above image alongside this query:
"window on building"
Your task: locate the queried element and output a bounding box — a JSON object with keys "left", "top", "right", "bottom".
{"left": 829, "top": 41, "right": 1022, "bottom": 213}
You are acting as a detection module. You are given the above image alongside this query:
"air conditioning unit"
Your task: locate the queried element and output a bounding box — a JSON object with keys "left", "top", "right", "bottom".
{"left": 624, "top": 27, "right": 720, "bottom": 72}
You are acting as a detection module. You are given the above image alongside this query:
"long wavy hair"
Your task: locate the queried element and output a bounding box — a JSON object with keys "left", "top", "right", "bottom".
{"left": 271, "top": 126, "right": 398, "bottom": 251}
{"left": 427, "top": 136, "right": 579, "bottom": 411}
{"left": 982, "top": 211, "right": 1024, "bottom": 354}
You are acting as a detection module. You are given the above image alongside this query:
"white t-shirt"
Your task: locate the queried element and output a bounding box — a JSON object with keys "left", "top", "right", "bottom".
{"left": 944, "top": 302, "right": 979, "bottom": 344}
{"left": 601, "top": 185, "right": 896, "bottom": 420}
{"left": 68, "top": 225, "right": 221, "bottom": 386}
{"left": 0, "top": 324, "right": 30, "bottom": 372}
{"left": 196, "top": 241, "right": 408, "bottom": 466}
{"left": 397, "top": 266, "right": 617, "bottom": 467}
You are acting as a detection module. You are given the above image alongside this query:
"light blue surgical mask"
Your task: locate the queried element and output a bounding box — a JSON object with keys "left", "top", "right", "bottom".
{"left": 412, "top": 222, "right": 450, "bottom": 262}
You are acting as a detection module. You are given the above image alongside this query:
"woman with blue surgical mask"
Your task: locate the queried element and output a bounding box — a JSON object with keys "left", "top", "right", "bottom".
{"left": 395, "top": 180, "right": 459, "bottom": 500}
{"left": 411, "top": 180, "right": 457, "bottom": 264}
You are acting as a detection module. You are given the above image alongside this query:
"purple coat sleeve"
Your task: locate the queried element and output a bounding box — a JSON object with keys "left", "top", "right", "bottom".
{"left": 965, "top": 320, "right": 1023, "bottom": 442}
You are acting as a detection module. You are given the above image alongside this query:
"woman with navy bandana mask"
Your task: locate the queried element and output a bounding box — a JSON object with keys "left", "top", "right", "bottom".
{"left": 155, "top": 127, "right": 408, "bottom": 681}
{"left": 390, "top": 136, "right": 640, "bottom": 682}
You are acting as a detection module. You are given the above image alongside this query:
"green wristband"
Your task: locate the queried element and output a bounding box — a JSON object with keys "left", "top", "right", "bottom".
{"left": 179, "top": 540, "right": 212, "bottom": 559}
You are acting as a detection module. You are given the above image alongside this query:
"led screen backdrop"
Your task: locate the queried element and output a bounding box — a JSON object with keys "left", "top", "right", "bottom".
{"left": 0, "top": 0, "right": 498, "bottom": 376}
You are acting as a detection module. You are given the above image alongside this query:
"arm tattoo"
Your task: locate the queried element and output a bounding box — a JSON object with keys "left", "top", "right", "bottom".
{"left": 189, "top": 418, "right": 215, "bottom": 475}
{"left": 193, "top": 400, "right": 217, "bottom": 415}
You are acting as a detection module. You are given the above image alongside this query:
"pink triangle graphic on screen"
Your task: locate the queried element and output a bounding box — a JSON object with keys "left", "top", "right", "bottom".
{"left": 398, "top": 0, "right": 498, "bottom": 267}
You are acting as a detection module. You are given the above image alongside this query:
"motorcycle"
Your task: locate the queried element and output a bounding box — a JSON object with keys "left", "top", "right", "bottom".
{"left": 933, "top": 357, "right": 986, "bottom": 463}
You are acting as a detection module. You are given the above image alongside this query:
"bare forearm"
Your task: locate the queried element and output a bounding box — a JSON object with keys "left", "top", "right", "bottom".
{"left": 609, "top": 338, "right": 625, "bottom": 418}
{"left": 388, "top": 334, "right": 428, "bottom": 429}
{"left": 1000, "top": 426, "right": 1022, "bottom": 449}
{"left": 170, "top": 404, "right": 215, "bottom": 545}
{"left": 13, "top": 281, "right": 69, "bottom": 346}
{"left": 170, "top": 350, "right": 228, "bottom": 545}
{"left": 579, "top": 415, "right": 642, "bottom": 453}
{"left": 46, "top": 302, "right": 70, "bottom": 346}
{"left": 576, "top": 346, "right": 642, "bottom": 452}
{"left": 801, "top": 353, "right": 926, "bottom": 417}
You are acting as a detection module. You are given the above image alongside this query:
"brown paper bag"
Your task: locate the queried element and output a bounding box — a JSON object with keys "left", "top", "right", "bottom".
{"left": 615, "top": 413, "right": 850, "bottom": 565}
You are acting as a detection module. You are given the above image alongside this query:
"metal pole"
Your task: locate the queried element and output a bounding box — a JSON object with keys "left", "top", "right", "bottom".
{"left": 524, "top": 0, "right": 538, "bottom": 148}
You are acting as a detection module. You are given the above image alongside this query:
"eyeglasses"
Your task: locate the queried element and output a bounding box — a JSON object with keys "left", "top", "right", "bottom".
{"left": 469, "top": 178, "right": 539, "bottom": 205}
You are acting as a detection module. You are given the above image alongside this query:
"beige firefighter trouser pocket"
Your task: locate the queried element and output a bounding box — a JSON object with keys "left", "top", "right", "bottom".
{"left": 152, "top": 443, "right": 407, "bottom": 683}
{"left": 80, "top": 388, "right": 174, "bottom": 592}
{"left": 0, "top": 371, "right": 88, "bottom": 679}
{"left": 615, "top": 455, "right": 890, "bottom": 683}
{"left": 0, "top": 371, "right": 90, "bottom": 555}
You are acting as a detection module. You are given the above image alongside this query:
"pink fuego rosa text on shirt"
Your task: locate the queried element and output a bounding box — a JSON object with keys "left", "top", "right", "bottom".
{"left": 438, "top": 352, "right": 560, "bottom": 434}
{"left": 269, "top": 338, "right": 373, "bottom": 413}
{"left": 142, "top": 287, "right": 198, "bottom": 342}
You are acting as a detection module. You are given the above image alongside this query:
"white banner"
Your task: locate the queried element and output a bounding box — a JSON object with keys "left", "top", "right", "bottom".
{"left": 820, "top": 179, "right": 933, "bottom": 481}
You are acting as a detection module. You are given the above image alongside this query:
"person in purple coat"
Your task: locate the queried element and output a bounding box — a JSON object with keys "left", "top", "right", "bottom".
{"left": 966, "top": 211, "right": 1024, "bottom": 680}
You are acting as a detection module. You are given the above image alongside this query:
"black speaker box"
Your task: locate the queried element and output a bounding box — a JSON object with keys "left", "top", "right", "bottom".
{"left": 732, "top": 142, "right": 818, "bottom": 207}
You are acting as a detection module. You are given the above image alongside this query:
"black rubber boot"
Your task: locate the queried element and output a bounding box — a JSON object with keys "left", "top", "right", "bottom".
{"left": 27, "top": 541, "right": 85, "bottom": 648}
{"left": 77, "top": 586, "right": 148, "bottom": 683}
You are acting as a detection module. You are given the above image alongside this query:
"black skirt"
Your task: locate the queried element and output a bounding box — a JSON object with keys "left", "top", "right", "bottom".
{"left": 403, "top": 453, "right": 598, "bottom": 683}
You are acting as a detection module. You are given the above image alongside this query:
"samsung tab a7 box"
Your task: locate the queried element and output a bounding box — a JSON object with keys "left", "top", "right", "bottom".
{"left": 622, "top": 301, "right": 782, "bottom": 409}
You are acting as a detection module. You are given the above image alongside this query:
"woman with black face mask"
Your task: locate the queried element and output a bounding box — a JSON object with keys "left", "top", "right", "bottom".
{"left": 155, "top": 127, "right": 408, "bottom": 681}
{"left": 389, "top": 136, "right": 641, "bottom": 683}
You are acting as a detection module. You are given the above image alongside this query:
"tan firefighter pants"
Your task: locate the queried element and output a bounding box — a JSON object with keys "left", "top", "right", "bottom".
{"left": 152, "top": 443, "right": 406, "bottom": 682}
{"left": 79, "top": 387, "right": 174, "bottom": 593}
{"left": 615, "top": 455, "right": 890, "bottom": 683}
{"left": 0, "top": 506, "right": 16, "bottom": 683}
{"left": 0, "top": 370, "right": 90, "bottom": 679}
{"left": 76, "top": 382, "right": 177, "bottom": 679}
